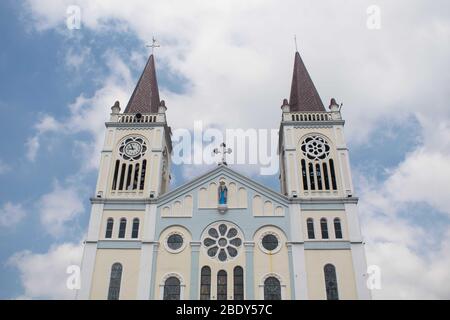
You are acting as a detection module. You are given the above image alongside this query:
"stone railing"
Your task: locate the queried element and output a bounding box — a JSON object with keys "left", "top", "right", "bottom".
{"left": 117, "top": 114, "right": 158, "bottom": 123}
{"left": 288, "top": 112, "right": 333, "bottom": 122}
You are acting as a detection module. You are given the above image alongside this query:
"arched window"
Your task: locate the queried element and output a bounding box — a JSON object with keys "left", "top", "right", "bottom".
{"left": 107, "top": 263, "right": 122, "bottom": 300}
{"left": 140, "top": 160, "right": 147, "bottom": 190}
{"left": 308, "top": 163, "right": 315, "bottom": 190}
{"left": 322, "top": 163, "right": 330, "bottom": 190}
{"left": 163, "top": 277, "right": 181, "bottom": 300}
{"left": 133, "top": 163, "right": 140, "bottom": 190}
{"left": 329, "top": 159, "right": 337, "bottom": 190}
{"left": 131, "top": 218, "right": 139, "bottom": 239}
{"left": 334, "top": 218, "right": 343, "bottom": 239}
{"left": 217, "top": 270, "right": 227, "bottom": 300}
{"left": 320, "top": 218, "right": 329, "bottom": 239}
{"left": 126, "top": 165, "right": 133, "bottom": 190}
{"left": 264, "top": 277, "right": 281, "bottom": 300}
{"left": 119, "top": 163, "right": 126, "bottom": 190}
{"left": 316, "top": 163, "right": 323, "bottom": 190}
{"left": 301, "top": 159, "right": 308, "bottom": 190}
{"left": 118, "top": 218, "right": 127, "bottom": 238}
{"left": 112, "top": 160, "right": 120, "bottom": 190}
{"left": 307, "top": 218, "right": 315, "bottom": 239}
{"left": 200, "top": 266, "right": 211, "bottom": 300}
{"left": 324, "top": 264, "right": 339, "bottom": 300}
{"left": 233, "top": 266, "right": 244, "bottom": 300}
{"left": 105, "top": 218, "right": 114, "bottom": 239}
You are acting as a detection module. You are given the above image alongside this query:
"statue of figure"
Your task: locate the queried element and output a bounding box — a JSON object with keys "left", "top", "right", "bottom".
{"left": 218, "top": 181, "right": 228, "bottom": 205}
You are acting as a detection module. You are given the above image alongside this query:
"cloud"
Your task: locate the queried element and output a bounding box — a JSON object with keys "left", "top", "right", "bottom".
{"left": 25, "top": 136, "right": 40, "bottom": 162}
{"left": 7, "top": 242, "right": 83, "bottom": 299}
{"left": 38, "top": 182, "right": 84, "bottom": 237}
{"left": 0, "top": 202, "right": 27, "bottom": 228}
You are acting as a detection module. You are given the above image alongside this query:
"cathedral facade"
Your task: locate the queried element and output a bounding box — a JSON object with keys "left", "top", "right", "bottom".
{"left": 77, "top": 51, "right": 371, "bottom": 300}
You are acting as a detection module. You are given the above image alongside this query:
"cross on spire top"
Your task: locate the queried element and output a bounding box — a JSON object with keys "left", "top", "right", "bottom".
{"left": 146, "top": 37, "right": 160, "bottom": 55}
{"left": 213, "top": 143, "right": 232, "bottom": 166}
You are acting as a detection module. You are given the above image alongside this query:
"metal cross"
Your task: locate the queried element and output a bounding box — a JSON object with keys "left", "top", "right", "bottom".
{"left": 146, "top": 37, "right": 160, "bottom": 55}
{"left": 294, "top": 35, "right": 298, "bottom": 52}
{"left": 213, "top": 143, "right": 232, "bottom": 166}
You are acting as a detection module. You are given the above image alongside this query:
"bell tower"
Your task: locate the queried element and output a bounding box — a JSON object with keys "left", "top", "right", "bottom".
{"left": 94, "top": 54, "right": 172, "bottom": 200}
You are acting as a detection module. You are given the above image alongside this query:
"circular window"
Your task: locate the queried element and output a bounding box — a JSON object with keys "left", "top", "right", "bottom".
{"left": 165, "top": 233, "right": 185, "bottom": 253}
{"left": 300, "top": 136, "right": 330, "bottom": 161}
{"left": 259, "top": 232, "right": 281, "bottom": 254}
{"left": 202, "top": 223, "right": 243, "bottom": 262}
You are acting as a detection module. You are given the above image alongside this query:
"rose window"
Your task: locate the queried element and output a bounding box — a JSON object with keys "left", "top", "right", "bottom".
{"left": 301, "top": 136, "right": 330, "bottom": 160}
{"left": 203, "top": 223, "right": 243, "bottom": 262}
{"left": 118, "top": 136, "right": 148, "bottom": 161}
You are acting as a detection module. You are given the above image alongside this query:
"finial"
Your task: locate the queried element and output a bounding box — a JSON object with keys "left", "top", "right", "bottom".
{"left": 158, "top": 100, "right": 167, "bottom": 113}
{"left": 213, "top": 142, "right": 233, "bottom": 166}
{"left": 329, "top": 98, "right": 340, "bottom": 112}
{"left": 294, "top": 35, "right": 298, "bottom": 52}
{"left": 111, "top": 101, "right": 121, "bottom": 114}
{"left": 281, "top": 98, "right": 290, "bottom": 113}
{"left": 146, "top": 37, "right": 161, "bottom": 55}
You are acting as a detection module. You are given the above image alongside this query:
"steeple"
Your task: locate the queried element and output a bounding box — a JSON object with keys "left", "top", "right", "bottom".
{"left": 124, "top": 54, "right": 161, "bottom": 114}
{"left": 289, "top": 51, "right": 325, "bottom": 112}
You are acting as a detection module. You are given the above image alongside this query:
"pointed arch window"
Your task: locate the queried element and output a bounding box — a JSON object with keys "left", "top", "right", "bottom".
{"left": 163, "top": 277, "right": 181, "bottom": 300}
{"left": 324, "top": 264, "right": 339, "bottom": 300}
{"left": 329, "top": 159, "right": 337, "bottom": 190}
{"left": 308, "top": 163, "right": 315, "bottom": 190}
{"left": 200, "top": 266, "right": 211, "bottom": 300}
{"left": 119, "top": 163, "right": 126, "bottom": 190}
{"left": 131, "top": 218, "right": 140, "bottom": 239}
{"left": 133, "top": 163, "right": 140, "bottom": 190}
{"left": 307, "top": 218, "right": 315, "bottom": 239}
{"left": 334, "top": 218, "right": 343, "bottom": 239}
{"left": 322, "top": 163, "right": 330, "bottom": 190}
{"left": 112, "top": 160, "right": 120, "bottom": 190}
{"left": 264, "top": 277, "right": 281, "bottom": 300}
{"left": 320, "top": 218, "right": 329, "bottom": 239}
{"left": 126, "top": 164, "right": 133, "bottom": 190}
{"left": 107, "top": 263, "right": 122, "bottom": 300}
{"left": 233, "top": 266, "right": 244, "bottom": 300}
{"left": 118, "top": 218, "right": 127, "bottom": 238}
{"left": 316, "top": 163, "right": 323, "bottom": 190}
{"left": 217, "top": 270, "right": 227, "bottom": 300}
{"left": 105, "top": 218, "right": 114, "bottom": 239}
{"left": 301, "top": 159, "right": 308, "bottom": 190}
{"left": 140, "top": 160, "right": 147, "bottom": 190}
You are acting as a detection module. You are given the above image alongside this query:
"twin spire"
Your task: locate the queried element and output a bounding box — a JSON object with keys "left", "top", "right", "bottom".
{"left": 124, "top": 50, "right": 325, "bottom": 114}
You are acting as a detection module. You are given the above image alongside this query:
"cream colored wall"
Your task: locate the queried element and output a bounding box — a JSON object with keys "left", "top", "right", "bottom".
{"left": 198, "top": 179, "right": 248, "bottom": 209}
{"left": 253, "top": 226, "right": 291, "bottom": 300}
{"left": 154, "top": 226, "right": 192, "bottom": 299}
{"left": 90, "top": 249, "right": 141, "bottom": 300}
{"left": 252, "top": 195, "right": 285, "bottom": 217}
{"left": 304, "top": 250, "right": 357, "bottom": 300}
{"left": 99, "top": 210, "right": 144, "bottom": 240}
{"left": 302, "top": 211, "right": 349, "bottom": 241}
{"left": 161, "top": 195, "right": 194, "bottom": 217}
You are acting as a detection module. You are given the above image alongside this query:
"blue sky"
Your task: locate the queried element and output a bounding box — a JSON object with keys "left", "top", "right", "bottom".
{"left": 1, "top": 0, "right": 449, "bottom": 299}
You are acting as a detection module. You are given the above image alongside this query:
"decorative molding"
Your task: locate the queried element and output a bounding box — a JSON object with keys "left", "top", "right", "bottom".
{"left": 97, "top": 240, "right": 142, "bottom": 249}
{"left": 304, "top": 241, "right": 351, "bottom": 250}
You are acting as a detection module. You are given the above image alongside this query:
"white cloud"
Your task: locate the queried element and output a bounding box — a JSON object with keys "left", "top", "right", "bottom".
{"left": 38, "top": 182, "right": 84, "bottom": 237}
{"left": 0, "top": 202, "right": 26, "bottom": 228}
{"left": 8, "top": 242, "right": 83, "bottom": 300}
{"left": 25, "top": 136, "right": 40, "bottom": 162}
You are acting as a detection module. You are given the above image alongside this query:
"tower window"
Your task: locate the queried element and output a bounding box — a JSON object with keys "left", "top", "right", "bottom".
{"left": 107, "top": 263, "right": 122, "bottom": 300}
{"left": 131, "top": 218, "right": 140, "bottom": 239}
{"left": 334, "top": 218, "right": 343, "bottom": 239}
{"left": 308, "top": 163, "right": 315, "bottom": 190}
{"left": 133, "top": 163, "right": 140, "bottom": 190}
{"left": 322, "top": 163, "right": 330, "bottom": 190}
{"left": 316, "top": 163, "right": 323, "bottom": 190}
{"left": 163, "top": 277, "right": 181, "bottom": 300}
{"left": 200, "top": 266, "right": 211, "bottom": 300}
{"left": 233, "top": 266, "right": 244, "bottom": 300}
{"left": 264, "top": 277, "right": 281, "bottom": 300}
{"left": 324, "top": 264, "right": 339, "bottom": 300}
{"left": 119, "top": 163, "right": 126, "bottom": 190}
{"left": 217, "top": 270, "right": 227, "bottom": 300}
{"left": 307, "top": 218, "right": 315, "bottom": 239}
{"left": 320, "top": 218, "right": 329, "bottom": 239}
{"left": 118, "top": 218, "right": 127, "bottom": 238}
{"left": 329, "top": 159, "right": 337, "bottom": 190}
{"left": 301, "top": 159, "right": 308, "bottom": 190}
{"left": 112, "top": 160, "right": 120, "bottom": 190}
{"left": 126, "top": 165, "right": 133, "bottom": 190}
{"left": 105, "top": 218, "right": 114, "bottom": 239}
{"left": 140, "top": 160, "right": 147, "bottom": 190}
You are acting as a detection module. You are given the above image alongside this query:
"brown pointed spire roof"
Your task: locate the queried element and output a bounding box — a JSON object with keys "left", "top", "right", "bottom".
{"left": 124, "top": 54, "right": 160, "bottom": 114}
{"left": 289, "top": 51, "right": 325, "bottom": 112}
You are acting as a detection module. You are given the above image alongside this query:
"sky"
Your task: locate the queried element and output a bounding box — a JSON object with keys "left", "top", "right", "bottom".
{"left": 0, "top": 0, "right": 449, "bottom": 299}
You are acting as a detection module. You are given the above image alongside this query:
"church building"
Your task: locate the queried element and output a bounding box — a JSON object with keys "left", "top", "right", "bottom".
{"left": 77, "top": 50, "right": 371, "bottom": 300}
